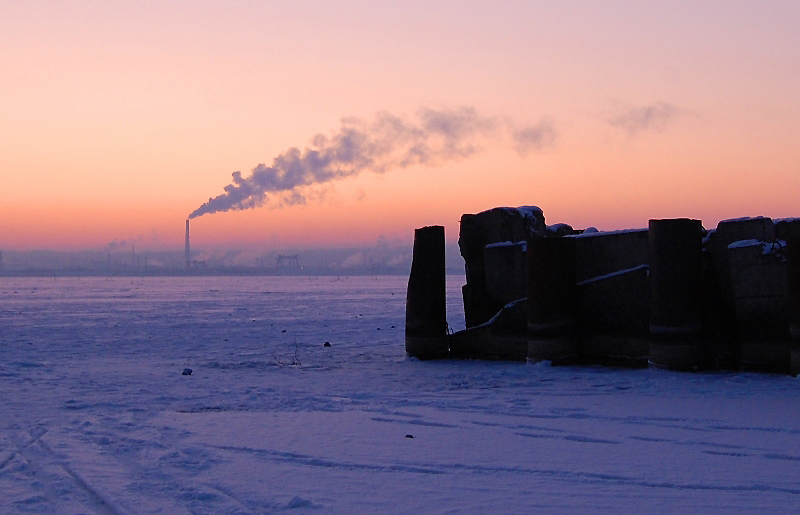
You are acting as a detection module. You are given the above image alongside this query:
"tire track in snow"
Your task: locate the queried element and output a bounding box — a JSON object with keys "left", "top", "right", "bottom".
{"left": 71, "top": 416, "right": 291, "bottom": 514}
{"left": 0, "top": 429, "right": 47, "bottom": 472}
{"left": 210, "top": 441, "right": 800, "bottom": 496}
{"left": 210, "top": 444, "right": 444, "bottom": 475}
{"left": 370, "top": 405, "right": 796, "bottom": 461}
{"left": 415, "top": 461, "right": 800, "bottom": 496}
{"left": 10, "top": 430, "right": 125, "bottom": 515}
{"left": 370, "top": 416, "right": 459, "bottom": 428}
{"left": 69, "top": 421, "right": 243, "bottom": 514}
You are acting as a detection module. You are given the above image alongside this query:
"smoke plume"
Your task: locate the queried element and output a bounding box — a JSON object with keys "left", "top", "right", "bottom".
{"left": 189, "top": 106, "right": 553, "bottom": 219}
{"left": 608, "top": 102, "right": 683, "bottom": 135}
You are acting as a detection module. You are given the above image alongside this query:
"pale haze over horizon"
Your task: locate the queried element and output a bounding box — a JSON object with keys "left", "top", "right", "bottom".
{"left": 2, "top": 1, "right": 798, "bottom": 252}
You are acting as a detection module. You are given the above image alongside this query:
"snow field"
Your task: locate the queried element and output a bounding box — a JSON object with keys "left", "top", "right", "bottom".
{"left": 1, "top": 276, "right": 799, "bottom": 513}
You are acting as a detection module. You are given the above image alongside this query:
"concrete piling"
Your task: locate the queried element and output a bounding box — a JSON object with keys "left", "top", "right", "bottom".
{"left": 787, "top": 236, "right": 800, "bottom": 375}
{"left": 405, "top": 225, "right": 449, "bottom": 359}
{"left": 648, "top": 218, "right": 704, "bottom": 369}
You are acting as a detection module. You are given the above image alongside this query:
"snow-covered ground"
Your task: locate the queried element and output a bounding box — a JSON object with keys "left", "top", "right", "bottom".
{"left": 1, "top": 276, "right": 799, "bottom": 514}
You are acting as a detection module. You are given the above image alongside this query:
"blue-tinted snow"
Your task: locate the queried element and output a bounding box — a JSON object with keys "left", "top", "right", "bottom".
{"left": 1, "top": 276, "right": 799, "bottom": 513}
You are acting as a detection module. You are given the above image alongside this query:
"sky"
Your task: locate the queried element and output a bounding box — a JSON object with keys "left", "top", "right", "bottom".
{"left": 1, "top": 1, "right": 799, "bottom": 251}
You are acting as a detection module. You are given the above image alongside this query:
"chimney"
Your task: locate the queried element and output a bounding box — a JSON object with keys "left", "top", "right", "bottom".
{"left": 185, "top": 219, "right": 190, "bottom": 270}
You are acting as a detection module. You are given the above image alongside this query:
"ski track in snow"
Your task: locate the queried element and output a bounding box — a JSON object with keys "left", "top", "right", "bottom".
{"left": 1, "top": 275, "right": 799, "bottom": 513}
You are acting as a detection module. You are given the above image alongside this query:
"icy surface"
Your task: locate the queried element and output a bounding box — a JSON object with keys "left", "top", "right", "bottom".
{"left": 1, "top": 276, "right": 799, "bottom": 513}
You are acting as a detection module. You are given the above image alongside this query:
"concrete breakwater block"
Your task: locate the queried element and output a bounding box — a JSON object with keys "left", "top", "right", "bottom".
{"left": 728, "top": 240, "right": 790, "bottom": 373}
{"left": 571, "top": 228, "right": 649, "bottom": 284}
{"left": 577, "top": 264, "right": 650, "bottom": 367}
{"left": 484, "top": 242, "right": 527, "bottom": 311}
{"left": 459, "top": 206, "right": 546, "bottom": 328}
{"left": 527, "top": 237, "right": 579, "bottom": 363}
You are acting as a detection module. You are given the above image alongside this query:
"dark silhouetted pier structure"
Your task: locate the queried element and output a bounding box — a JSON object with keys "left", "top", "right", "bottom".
{"left": 406, "top": 207, "right": 800, "bottom": 375}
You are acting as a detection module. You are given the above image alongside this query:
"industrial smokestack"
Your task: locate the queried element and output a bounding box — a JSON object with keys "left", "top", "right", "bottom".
{"left": 187, "top": 107, "right": 556, "bottom": 220}
{"left": 185, "top": 219, "right": 190, "bottom": 270}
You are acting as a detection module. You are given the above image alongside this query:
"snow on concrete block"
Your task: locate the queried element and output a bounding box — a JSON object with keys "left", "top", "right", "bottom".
{"left": 709, "top": 217, "right": 776, "bottom": 304}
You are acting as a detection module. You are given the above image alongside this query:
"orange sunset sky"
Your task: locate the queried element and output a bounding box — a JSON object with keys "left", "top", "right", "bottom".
{"left": 2, "top": 1, "right": 799, "bottom": 251}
